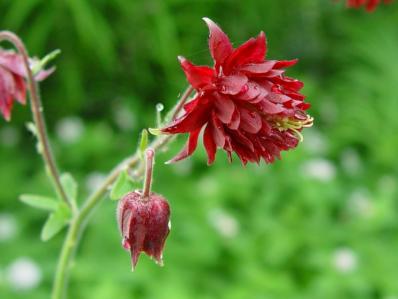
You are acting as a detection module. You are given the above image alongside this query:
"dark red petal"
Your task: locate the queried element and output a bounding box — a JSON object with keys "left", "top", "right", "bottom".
{"left": 12, "top": 74, "right": 26, "bottom": 104}
{"left": 257, "top": 98, "right": 285, "bottom": 114}
{"left": 215, "top": 94, "right": 235, "bottom": 123}
{"left": 227, "top": 107, "right": 240, "bottom": 130}
{"left": 162, "top": 96, "right": 211, "bottom": 134}
{"left": 203, "top": 123, "right": 217, "bottom": 165}
{"left": 239, "top": 108, "right": 262, "bottom": 134}
{"left": 167, "top": 128, "right": 201, "bottom": 163}
{"left": 236, "top": 82, "right": 261, "bottom": 101}
{"left": 225, "top": 31, "right": 266, "bottom": 73}
{"left": 274, "top": 59, "right": 298, "bottom": 69}
{"left": 211, "top": 114, "right": 227, "bottom": 148}
{"left": 0, "top": 67, "right": 16, "bottom": 121}
{"left": 203, "top": 18, "right": 233, "bottom": 69}
{"left": 216, "top": 74, "right": 248, "bottom": 95}
{"left": 179, "top": 56, "right": 215, "bottom": 90}
{"left": 239, "top": 61, "right": 276, "bottom": 74}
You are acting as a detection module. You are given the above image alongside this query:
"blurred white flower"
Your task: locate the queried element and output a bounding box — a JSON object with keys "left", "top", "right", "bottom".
{"left": 0, "top": 126, "right": 20, "bottom": 148}
{"left": 171, "top": 159, "right": 192, "bottom": 176}
{"left": 208, "top": 209, "right": 239, "bottom": 238}
{"left": 333, "top": 247, "right": 358, "bottom": 273}
{"left": 347, "top": 188, "right": 374, "bottom": 218}
{"left": 301, "top": 158, "right": 336, "bottom": 182}
{"left": 55, "top": 117, "right": 84, "bottom": 144}
{"left": 85, "top": 172, "right": 107, "bottom": 193}
{"left": 319, "top": 99, "right": 338, "bottom": 124}
{"left": 113, "top": 104, "right": 136, "bottom": 131}
{"left": 340, "top": 148, "right": 362, "bottom": 176}
{"left": 378, "top": 175, "right": 396, "bottom": 194}
{"left": 6, "top": 257, "right": 42, "bottom": 291}
{"left": 302, "top": 128, "right": 328, "bottom": 155}
{"left": 198, "top": 176, "right": 220, "bottom": 197}
{"left": 0, "top": 213, "right": 17, "bottom": 242}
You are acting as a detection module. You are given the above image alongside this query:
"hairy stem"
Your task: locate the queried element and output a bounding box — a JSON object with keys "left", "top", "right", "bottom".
{"left": 51, "top": 86, "right": 194, "bottom": 299}
{"left": 0, "top": 31, "right": 71, "bottom": 208}
{"left": 142, "top": 148, "right": 155, "bottom": 199}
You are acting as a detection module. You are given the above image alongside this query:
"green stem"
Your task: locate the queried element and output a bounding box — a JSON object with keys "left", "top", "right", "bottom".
{"left": 51, "top": 86, "right": 194, "bottom": 299}
{"left": 0, "top": 31, "right": 71, "bottom": 208}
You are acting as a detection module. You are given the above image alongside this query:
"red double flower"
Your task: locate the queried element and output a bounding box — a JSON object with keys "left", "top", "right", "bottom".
{"left": 161, "top": 18, "right": 312, "bottom": 165}
{"left": 343, "top": 0, "right": 393, "bottom": 11}
{"left": 0, "top": 50, "right": 53, "bottom": 121}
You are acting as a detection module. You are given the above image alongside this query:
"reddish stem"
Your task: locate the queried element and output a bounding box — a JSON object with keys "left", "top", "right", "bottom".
{"left": 142, "top": 148, "right": 155, "bottom": 199}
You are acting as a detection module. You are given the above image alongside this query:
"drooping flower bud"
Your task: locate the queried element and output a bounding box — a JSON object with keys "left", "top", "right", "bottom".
{"left": 116, "top": 149, "right": 171, "bottom": 270}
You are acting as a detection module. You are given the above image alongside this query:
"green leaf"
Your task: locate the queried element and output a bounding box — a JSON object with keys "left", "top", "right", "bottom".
{"left": 41, "top": 203, "right": 71, "bottom": 241}
{"left": 60, "top": 173, "right": 78, "bottom": 206}
{"left": 110, "top": 170, "right": 133, "bottom": 201}
{"left": 19, "top": 194, "right": 58, "bottom": 211}
{"left": 138, "top": 129, "right": 149, "bottom": 159}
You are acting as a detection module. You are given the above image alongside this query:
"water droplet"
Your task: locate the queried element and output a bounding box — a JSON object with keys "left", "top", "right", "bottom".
{"left": 156, "top": 103, "right": 164, "bottom": 112}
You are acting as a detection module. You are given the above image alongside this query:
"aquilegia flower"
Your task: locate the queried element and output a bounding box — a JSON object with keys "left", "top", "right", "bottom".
{"left": 117, "top": 149, "right": 170, "bottom": 270}
{"left": 161, "top": 18, "right": 312, "bottom": 165}
{"left": 0, "top": 49, "right": 54, "bottom": 121}
{"left": 342, "top": 0, "right": 393, "bottom": 11}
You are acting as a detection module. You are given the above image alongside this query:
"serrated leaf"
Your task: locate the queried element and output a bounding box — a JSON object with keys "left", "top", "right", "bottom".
{"left": 41, "top": 203, "right": 71, "bottom": 241}
{"left": 110, "top": 170, "right": 133, "bottom": 201}
{"left": 138, "top": 129, "right": 148, "bottom": 159}
{"left": 20, "top": 194, "right": 58, "bottom": 211}
{"left": 60, "top": 173, "right": 78, "bottom": 206}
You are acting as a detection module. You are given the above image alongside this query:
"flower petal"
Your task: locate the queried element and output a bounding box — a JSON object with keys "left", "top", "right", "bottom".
{"left": 257, "top": 98, "right": 285, "bottom": 114}
{"left": 216, "top": 74, "right": 248, "bottom": 95}
{"left": 179, "top": 56, "right": 215, "bottom": 90}
{"left": 239, "top": 61, "right": 276, "bottom": 74}
{"left": 225, "top": 31, "right": 266, "bottom": 73}
{"left": 214, "top": 94, "right": 235, "bottom": 123}
{"left": 167, "top": 128, "right": 201, "bottom": 163}
{"left": 273, "top": 59, "right": 298, "bottom": 69}
{"left": 203, "top": 18, "right": 233, "bottom": 70}
{"left": 239, "top": 107, "right": 262, "bottom": 134}
{"left": 227, "top": 107, "right": 240, "bottom": 130}
{"left": 203, "top": 123, "right": 217, "bottom": 165}
{"left": 162, "top": 96, "right": 210, "bottom": 134}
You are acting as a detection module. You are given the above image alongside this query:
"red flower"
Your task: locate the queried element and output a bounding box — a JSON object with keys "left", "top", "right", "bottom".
{"left": 342, "top": 0, "right": 393, "bottom": 11}
{"left": 0, "top": 49, "right": 54, "bottom": 121}
{"left": 117, "top": 191, "right": 170, "bottom": 270}
{"left": 161, "top": 18, "right": 312, "bottom": 165}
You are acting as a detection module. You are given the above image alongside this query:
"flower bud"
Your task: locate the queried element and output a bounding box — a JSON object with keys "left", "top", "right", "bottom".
{"left": 117, "top": 191, "right": 171, "bottom": 270}
{"left": 116, "top": 148, "right": 170, "bottom": 270}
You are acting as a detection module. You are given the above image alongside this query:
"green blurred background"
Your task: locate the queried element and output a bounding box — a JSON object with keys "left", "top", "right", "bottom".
{"left": 1, "top": 0, "right": 398, "bottom": 298}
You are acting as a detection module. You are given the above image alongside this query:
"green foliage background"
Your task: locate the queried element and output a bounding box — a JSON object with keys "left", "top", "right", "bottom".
{"left": 1, "top": 0, "right": 398, "bottom": 298}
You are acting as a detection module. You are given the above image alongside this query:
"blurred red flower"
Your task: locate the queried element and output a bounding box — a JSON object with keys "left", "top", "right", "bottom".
{"left": 343, "top": 0, "right": 393, "bottom": 11}
{"left": 0, "top": 50, "right": 54, "bottom": 121}
{"left": 161, "top": 18, "right": 312, "bottom": 165}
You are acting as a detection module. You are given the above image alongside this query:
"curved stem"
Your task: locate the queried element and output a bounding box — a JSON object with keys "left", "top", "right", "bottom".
{"left": 51, "top": 86, "right": 193, "bottom": 299}
{"left": 0, "top": 31, "right": 71, "bottom": 208}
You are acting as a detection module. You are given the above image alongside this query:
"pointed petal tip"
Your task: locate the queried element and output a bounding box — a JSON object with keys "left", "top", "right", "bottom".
{"left": 177, "top": 55, "right": 186, "bottom": 63}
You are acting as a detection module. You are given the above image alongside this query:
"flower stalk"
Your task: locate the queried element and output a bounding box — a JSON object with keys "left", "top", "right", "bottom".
{"left": 51, "top": 86, "right": 193, "bottom": 299}
{"left": 0, "top": 31, "right": 71, "bottom": 208}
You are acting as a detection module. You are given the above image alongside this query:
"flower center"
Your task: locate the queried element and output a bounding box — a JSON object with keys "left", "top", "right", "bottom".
{"left": 272, "top": 114, "right": 314, "bottom": 142}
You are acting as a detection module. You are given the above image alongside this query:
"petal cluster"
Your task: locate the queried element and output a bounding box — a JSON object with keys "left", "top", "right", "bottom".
{"left": 161, "top": 18, "right": 312, "bottom": 165}
{"left": 117, "top": 191, "right": 170, "bottom": 270}
{"left": 343, "top": 0, "right": 393, "bottom": 11}
{"left": 0, "top": 49, "right": 54, "bottom": 121}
